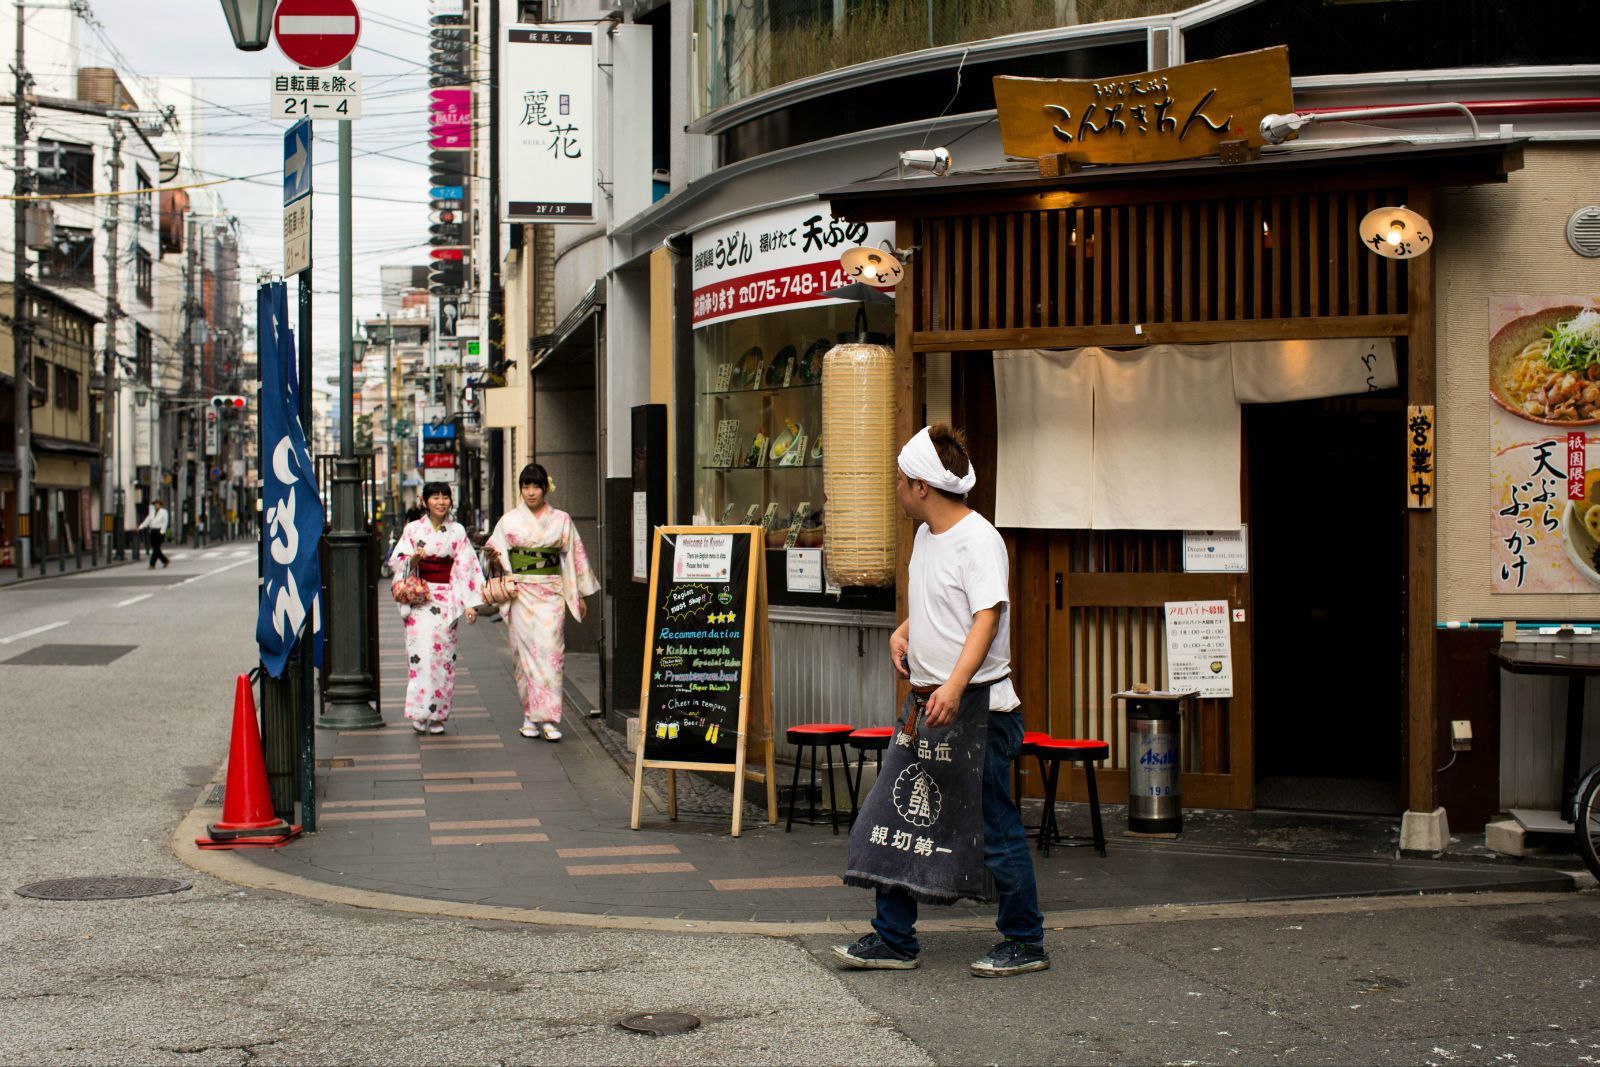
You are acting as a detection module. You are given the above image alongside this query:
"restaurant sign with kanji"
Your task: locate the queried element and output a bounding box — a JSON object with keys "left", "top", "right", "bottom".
{"left": 992, "top": 46, "right": 1292, "bottom": 167}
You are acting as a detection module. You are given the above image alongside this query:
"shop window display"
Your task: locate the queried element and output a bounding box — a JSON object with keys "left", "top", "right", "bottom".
{"left": 694, "top": 301, "right": 894, "bottom": 603}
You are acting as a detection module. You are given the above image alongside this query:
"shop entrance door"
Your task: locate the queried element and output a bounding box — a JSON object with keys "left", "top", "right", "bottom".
{"left": 1247, "top": 397, "right": 1405, "bottom": 814}
{"left": 1039, "top": 531, "right": 1255, "bottom": 810}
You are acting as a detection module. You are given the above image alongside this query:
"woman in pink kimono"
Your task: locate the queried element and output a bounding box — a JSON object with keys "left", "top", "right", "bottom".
{"left": 388, "top": 481, "right": 487, "bottom": 734}
{"left": 486, "top": 463, "right": 599, "bottom": 741}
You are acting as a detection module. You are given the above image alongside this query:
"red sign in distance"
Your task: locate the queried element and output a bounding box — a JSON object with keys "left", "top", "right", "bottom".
{"left": 274, "top": 0, "right": 361, "bottom": 70}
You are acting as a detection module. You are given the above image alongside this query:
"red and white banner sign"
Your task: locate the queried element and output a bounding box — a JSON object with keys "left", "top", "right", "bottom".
{"left": 690, "top": 202, "right": 894, "bottom": 328}
{"left": 275, "top": 0, "right": 361, "bottom": 70}
{"left": 422, "top": 453, "right": 456, "bottom": 470}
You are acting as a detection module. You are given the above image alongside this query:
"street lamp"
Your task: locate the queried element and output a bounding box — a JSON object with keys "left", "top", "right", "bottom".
{"left": 217, "top": 0, "right": 273, "bottom": 51}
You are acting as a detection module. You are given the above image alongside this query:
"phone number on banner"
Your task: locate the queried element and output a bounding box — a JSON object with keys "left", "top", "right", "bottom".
{"left": 693, "top": 263, "right": 857, "bottom": 326}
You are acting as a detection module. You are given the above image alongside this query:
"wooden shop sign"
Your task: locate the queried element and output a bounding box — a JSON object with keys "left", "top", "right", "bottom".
{"left": 631, "top": 526, "right": 776, "bottom": 836}
{"left": 993, "top": 46, "right": 1293, "bottom": 169}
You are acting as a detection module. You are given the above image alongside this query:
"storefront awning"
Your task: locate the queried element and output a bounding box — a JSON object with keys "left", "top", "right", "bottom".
{"left": 528, "top": 279, "right": 605, "bottom": 372}
{"left": 33, "top": 435, "right": 101, "bottom": 459}
{"left": 825, "top": 137, "right": 1527, "bottom": 218}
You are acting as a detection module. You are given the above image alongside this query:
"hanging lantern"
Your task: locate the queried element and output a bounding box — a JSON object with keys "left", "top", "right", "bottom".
{"left": 822, "top": 341, "right": 896, "bottom": 587}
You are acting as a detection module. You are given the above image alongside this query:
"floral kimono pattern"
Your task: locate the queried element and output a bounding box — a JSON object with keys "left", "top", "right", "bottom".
{"left": 388, "top": 518, "right": 487, "bottom": 725}
{"left": 486, "top": 505, "right": 599, "bottom": 724}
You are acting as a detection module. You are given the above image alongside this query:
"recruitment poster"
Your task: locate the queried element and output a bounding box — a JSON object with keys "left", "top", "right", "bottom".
{"left": 1163, "top": 599, "right": 1234, "bottom": 699}
{"left": 1489, "top": 294, "right": 1600, "bottom": 593}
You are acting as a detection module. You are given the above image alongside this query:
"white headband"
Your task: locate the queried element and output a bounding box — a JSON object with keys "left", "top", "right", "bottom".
{"left": 898, "top": 426, "right": 976, "bottom": 496}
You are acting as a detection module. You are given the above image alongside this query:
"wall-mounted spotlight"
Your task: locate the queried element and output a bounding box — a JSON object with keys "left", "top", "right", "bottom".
{"left": 898, "top": 147, "right": 952, "bottom": 180}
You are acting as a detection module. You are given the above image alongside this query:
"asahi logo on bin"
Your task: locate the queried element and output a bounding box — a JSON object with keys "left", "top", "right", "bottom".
{"left": 1135, "top": 735, "right": 1178, "bottom": 797}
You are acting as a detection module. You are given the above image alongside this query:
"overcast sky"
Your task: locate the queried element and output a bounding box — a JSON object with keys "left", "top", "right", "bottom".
{"left": 81, "top": 0, "right": 436, "bottom": 377}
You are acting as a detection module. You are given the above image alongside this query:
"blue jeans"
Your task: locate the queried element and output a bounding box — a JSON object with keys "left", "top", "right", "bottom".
{"left": 871, "top": 710, "right": 1043, "bottom": 956}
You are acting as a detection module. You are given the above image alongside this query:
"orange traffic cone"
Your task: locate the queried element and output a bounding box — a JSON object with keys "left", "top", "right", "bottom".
{"left": 196, "top": 674, "right": 301, "bottom": 849}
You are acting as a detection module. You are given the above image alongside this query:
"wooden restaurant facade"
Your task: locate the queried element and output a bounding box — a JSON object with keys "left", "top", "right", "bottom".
{"left": 829, "top": 121, "right": 1526, "bottom": 836}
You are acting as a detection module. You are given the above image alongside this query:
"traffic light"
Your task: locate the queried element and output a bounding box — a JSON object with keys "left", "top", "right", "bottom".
{"left": 210, "top": 394, "right": 248, "bottom": 413}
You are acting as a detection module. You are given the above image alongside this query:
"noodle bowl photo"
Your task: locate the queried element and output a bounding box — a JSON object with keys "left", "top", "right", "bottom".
{"left": 1490, "top": 305, "right": 1600, "bottom": 425}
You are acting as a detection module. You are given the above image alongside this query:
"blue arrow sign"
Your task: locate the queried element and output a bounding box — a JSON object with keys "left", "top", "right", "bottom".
{"left": 429, "top": 185, "right": 464, "bottom": 200}
{"left": 284, "top": 120, "right": 313, "bottom": 206}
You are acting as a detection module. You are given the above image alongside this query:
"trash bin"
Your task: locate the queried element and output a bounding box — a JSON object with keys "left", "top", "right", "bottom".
{"left": 1117, "top": 690, "right": 1192, "bottom": 835}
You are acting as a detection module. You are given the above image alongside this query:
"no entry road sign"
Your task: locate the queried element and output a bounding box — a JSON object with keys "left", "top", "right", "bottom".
{"left": 274, "top": 0, "right": 361, "bottom": 70}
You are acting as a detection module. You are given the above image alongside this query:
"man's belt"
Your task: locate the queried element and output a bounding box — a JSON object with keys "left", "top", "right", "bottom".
{"left": 507, "top": 547, "right": 560, "bottom": 575}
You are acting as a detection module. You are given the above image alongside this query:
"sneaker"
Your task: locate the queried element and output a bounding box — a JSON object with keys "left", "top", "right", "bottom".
{"left": 411, "top": 719, "right": 428, "bottom": 735}
{"left": 519, "top": 723, "right": 540, "bottom": 739}
{"left": 831, "top": 933, "right": 919, "bottom": 970}
{"left": 970, "top": 939, "right": 1050, "bottom": 978}
{"left": 427, "top": 721, "right": 446, "bottom": 735}
{"left": 539, "top": 722, "right": 562, "bottom": 742}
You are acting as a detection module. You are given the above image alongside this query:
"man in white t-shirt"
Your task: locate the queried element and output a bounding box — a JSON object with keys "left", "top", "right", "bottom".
{"left": 834, "top": 424, "right": 1047, "bottom": 978}
{"left": 137, "top": 499, "right": 170, "bottom": 569}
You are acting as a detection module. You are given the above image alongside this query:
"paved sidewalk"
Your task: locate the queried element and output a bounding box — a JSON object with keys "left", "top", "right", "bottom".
{"left": 230, "top": 608, "right": 1583, "bottom": 927}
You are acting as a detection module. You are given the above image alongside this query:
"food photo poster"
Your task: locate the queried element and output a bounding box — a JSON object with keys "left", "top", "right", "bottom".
{"left": 1490, "top": 294, "right": 1600, "bottom": 593}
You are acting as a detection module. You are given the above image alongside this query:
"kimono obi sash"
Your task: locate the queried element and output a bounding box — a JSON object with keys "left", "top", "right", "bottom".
{"left": 417, "top": 557, "right": 453, "bottom": 583}
{"left": 507, "top": 546, "right": 560, "bottom": 576}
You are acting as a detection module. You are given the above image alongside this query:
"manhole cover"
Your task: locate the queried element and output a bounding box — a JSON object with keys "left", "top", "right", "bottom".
{"left": 15, "top": 876, "right": 191, "bottom": 901}
{"left": 617, "top": 1012, "right": 701, "bottom": 1037}
{"left": 3, "top": 644, "right": 137, "bottom": 666}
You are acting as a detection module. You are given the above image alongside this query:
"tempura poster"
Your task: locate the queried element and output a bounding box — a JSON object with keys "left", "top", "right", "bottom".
{"left": 1490, "top": 294, "right": 1600, "bottom": 593}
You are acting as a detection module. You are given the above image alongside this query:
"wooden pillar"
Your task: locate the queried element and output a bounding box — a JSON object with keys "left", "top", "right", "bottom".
{"left": 894, "top": 220, "right": 922, "bottom": 656}
{"left": 1404, "top": 185, "right": 1437, "bottom": 814}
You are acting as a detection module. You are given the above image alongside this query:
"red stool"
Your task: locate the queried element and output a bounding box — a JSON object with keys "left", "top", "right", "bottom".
{"left": 846, "top": 726, "right": 895, "bottom": 820}
{"left": 1034, "top": 738, "right": 1109, "bottom": 857}
{"left": 785, "top": 723, "right": 855, "bottom": 834}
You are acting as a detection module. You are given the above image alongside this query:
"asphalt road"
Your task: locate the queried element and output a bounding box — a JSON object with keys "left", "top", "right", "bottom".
{"left": 1, "top": 548, "right": 1596, "bottom": 1066}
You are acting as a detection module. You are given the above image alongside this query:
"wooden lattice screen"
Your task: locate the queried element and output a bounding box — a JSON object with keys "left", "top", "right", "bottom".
{"left": 915, "top": 188, "right": 1411, "bottom": 340}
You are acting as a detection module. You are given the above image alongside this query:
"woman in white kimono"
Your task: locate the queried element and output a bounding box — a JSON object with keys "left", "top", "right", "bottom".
{"left": 388, "top": 481, "right": 487, "bottom": 734}
{"left": 486, "top": 463, "right": 599, "bottom": 741}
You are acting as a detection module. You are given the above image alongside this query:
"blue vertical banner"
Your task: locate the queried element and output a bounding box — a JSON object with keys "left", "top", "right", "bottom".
{"left": 256, "top": 282, "right": 325, "bottom": 677}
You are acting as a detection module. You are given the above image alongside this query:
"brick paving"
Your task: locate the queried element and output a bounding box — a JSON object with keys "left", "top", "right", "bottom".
{"left": 239, "top": 607, "right": 1578, "bottom": 925}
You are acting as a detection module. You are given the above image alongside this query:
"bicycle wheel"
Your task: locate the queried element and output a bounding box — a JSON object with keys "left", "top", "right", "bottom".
{"left": 1576, "top": 772, "right": 1600, "bottom": 881}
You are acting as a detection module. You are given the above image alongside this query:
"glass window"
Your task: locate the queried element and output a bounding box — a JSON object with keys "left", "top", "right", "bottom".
{"left": 134, "top": 167, "right": 154, "bottom": 228}
{"left": 697, "top": 0, "right": 1187, "bottom": 114}
{"left": 692, "top": 300, "right": 894, "bottom": 605}
{"left": 134, "top": 324, "right": 153, "bottom": 381}
{"left": 135, "top": 247, "right": 153, "bottom": 304}
{"left": 36, "top": 140, "right": 93, "bottom": 195}
{"left": 40, "top": 226, "right": 94, "bottom": 287}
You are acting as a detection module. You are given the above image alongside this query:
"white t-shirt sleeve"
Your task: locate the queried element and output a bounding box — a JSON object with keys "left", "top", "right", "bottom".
{"left": 960, "top": 526, "right": 1010, "bottom": 615}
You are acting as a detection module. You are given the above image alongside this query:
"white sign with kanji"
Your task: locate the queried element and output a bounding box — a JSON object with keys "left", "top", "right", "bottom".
{"left": 500, "top": 25, "right": 595, "bottom": 223}
{"left": 271, "top": 70, "right": 362, "bottom": 120}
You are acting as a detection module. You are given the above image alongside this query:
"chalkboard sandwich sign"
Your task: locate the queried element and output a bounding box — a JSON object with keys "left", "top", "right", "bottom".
{"left": 630, "top": 526, "right": 777, "bottom": 837}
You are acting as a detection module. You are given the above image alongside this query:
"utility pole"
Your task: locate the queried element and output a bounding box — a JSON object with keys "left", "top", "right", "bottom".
{"left": 11, "top": 0, "right": 33, "bottom": 574}
{"left": 102, "top": 123, "right": 123, "bottom": 560}
{"left": 179, "top": 214, "right": 197, "bottom": 546}
{"left": 320, "top": 54, "right": 380, "bottom": 730}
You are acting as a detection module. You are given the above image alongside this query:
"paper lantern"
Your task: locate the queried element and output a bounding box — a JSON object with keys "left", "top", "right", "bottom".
{"left": 822, "top": 342, "right": 896, "bottom": 587}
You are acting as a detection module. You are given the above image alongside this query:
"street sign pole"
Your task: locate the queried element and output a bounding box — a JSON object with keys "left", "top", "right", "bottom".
{"left": 320, "top": 51, "right": 380, "bottom": 731}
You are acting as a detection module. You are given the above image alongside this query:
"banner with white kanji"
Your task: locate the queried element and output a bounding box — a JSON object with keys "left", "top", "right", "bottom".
{"left": 843, "top": 688, "right": 990, "bottom": 905}
{"left": 1490, "top": 294, "right": 1600, "bottom": 592}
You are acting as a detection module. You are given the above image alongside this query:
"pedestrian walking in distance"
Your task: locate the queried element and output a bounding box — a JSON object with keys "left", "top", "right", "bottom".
{"left": 137, "top": 499, "right": 170, "bottom": 569}
{"left": 834, "top": 424, "right": 1050, "bottom": 978}
{"left": 484, "top": 463, "right": 599, "bottom": 742}
{"left": 388, "top": 482, "right": 487, "bottom": 735}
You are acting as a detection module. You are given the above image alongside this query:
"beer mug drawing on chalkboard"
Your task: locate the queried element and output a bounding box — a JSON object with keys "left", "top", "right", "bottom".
{"left": 655, "top": 721, "right": 680, "bottom": 740}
